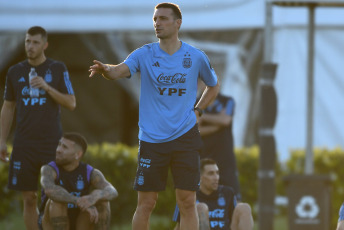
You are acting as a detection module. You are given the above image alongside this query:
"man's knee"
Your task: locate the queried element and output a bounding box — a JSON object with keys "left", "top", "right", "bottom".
{"left": 137, "top": 192, "right": 158, "bottom": 213}
{"left": 48, "top": 200, "right": 68, "bottom": 216}
{"left": 196, "top": 203, "right": 209, "bottom": 217}
{"left": 235, "top": 203, "right": 252, "bottom": 216}
{"left": 139, "top": 200, "right": 156, "bottom": 213}
{"left": 176, "top": 190, "right": 196, "bottom": 211}
{"left": 337, "top": 220, "right": 344, "bottom": 230}
{"left": 95, "top": 201, "right": 111, "bottom": 228}
{"left": 96, "top": 201, "right": 110, "bottom": 216}
{"left": 42, "top": 199, "right": 69, "bottom": 229}
{"left": 22, "top": 191, "right": 38, "bottom": 205}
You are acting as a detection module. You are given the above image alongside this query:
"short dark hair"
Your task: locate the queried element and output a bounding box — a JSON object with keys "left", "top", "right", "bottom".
{"left": 200, "top": 158, "right": 217, "bottom": 173}
{"left": 63, "top": 132, "right": 88, "bottom": 155}
{"left": 155, "top": 2, "right": 182, "bottom": 19}
{"left": 27, "top": 26, "right": 48, "bottom": 41}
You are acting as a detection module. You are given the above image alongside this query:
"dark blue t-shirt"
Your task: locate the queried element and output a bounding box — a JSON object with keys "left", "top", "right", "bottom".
{"left": 4, "top": 58, "right": 74, "bottom": 146}
{"left": 200, "top": 94, "right": 239, "bottom": 193}
{"left": 202, "top": 93, "right": 235, "bottom": 145}
{"left": 40, "top": 161, "right": 94, "bottom": 229}
{"left": 173, "top": 185, "right": 237, "bottom": 230}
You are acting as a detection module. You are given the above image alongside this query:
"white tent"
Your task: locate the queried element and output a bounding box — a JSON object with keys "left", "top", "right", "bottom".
{"left": 1, "top": 0, "right": 344, "bottom": 161}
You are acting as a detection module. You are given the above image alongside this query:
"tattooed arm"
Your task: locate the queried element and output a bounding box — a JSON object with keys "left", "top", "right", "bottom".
{"left": 77, "top": 169, "right": 118, "bottom": 211}
{"left": 40, "top": 165, "right": 79, "bottom": 204}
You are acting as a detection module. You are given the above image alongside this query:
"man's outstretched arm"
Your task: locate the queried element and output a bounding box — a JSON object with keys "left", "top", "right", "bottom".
{"left": 89, "top": 60, "right": 131, "bottom": 80}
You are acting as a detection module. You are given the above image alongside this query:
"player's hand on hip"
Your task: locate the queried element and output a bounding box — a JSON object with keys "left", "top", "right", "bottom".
{"left": 89, "top": 60, "right": 110, "bottom": 78}
{"left": 0, "top": 143, "right": 9, "bottom": 163}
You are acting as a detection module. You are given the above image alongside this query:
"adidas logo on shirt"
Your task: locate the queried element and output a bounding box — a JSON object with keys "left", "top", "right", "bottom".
{"left": 152, "top": 62, "right": 160, "bottom": 67}
{"left": 18, "top": 77, "right": 25, "bottom": 82}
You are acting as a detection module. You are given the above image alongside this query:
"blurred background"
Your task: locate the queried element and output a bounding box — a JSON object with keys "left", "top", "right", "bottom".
{"left": 0, "top": 0, "right": 344, "bottom": 229}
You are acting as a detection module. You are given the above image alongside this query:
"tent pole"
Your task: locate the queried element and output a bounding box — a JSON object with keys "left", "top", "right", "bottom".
{"left": 264, "top": 0, "right": 273, "bottom": 63}
{"left": 305, "top": 5, "right": 315, "bottom": 174}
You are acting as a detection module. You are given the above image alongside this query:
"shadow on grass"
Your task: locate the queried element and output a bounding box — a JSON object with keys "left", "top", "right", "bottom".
{"left": 0, "top": 211, "right": 288, "bottom": 230}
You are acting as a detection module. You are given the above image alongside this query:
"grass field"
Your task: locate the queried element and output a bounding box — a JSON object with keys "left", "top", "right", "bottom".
{"left": 0, "top": 211, "right": 288, "bottom": 230}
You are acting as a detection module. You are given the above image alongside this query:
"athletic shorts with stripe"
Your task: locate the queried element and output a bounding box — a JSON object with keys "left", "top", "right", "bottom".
{"left": 8, "top": 144, "right": 56, "bottom": 191}
{"left": 134, "top": 124, "right": 203, "bottom": 192}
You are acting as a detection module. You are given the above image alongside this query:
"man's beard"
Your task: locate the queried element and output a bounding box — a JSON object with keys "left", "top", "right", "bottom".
{"left": 26, "top": 50, "right": 42, "bottom": 61}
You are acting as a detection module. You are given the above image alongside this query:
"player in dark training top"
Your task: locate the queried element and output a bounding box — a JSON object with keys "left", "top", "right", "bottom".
{"left": 0, "top": 26, "right": 76, "bottom": 230}
{"left": 198, "top": 90, "right": 241, "bottom": 200}
{"left": 39, "top": 132, "right": 118, "bottom": 230}
{"left": 173, "top": 158, "right": 254, "bottom": 230}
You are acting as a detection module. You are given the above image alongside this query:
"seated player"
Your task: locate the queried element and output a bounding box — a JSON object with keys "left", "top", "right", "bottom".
{"left": 39, "top": 132, "right": 118, "bottom": 230}
{"left": 173, "top": 158, "right": 253, "bottom": 230}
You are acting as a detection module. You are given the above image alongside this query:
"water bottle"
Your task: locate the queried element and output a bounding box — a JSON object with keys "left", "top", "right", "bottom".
{"left": 29, "top": 68, "right": 39, "bottom": 97}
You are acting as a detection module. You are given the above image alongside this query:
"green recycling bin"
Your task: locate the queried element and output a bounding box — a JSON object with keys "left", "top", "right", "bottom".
{"left": 284, "top": 174, "right": 332, "bottom": 230}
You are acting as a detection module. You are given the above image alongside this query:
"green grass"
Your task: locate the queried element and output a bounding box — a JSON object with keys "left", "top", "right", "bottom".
{"left": 0, "top": 211, "right": 288, "bottom": 230}
{"left": 0, "top": 211, "right": 173, "bottom": 230}
{"left": 0, "top": 212, "right": 25, "bottom": 230}
{"left": 253, "top": 216, "right": 288, "bottom": 230}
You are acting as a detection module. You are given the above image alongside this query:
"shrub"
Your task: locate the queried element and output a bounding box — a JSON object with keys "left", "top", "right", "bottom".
{"left": 0, "top": 143, "right": 342, "bottom": 229}
{"left": 285, "top": 147, "right": 344, "bottom": 229}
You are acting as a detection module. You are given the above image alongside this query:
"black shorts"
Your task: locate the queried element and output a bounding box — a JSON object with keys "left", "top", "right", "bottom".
{"left": 134, "top": 124, "right": 203, "bottom": 192}
{"left": 8, "top": 144, "right": 56, "bottom": 191}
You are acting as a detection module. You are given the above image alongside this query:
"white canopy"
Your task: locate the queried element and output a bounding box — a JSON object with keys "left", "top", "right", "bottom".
{"left": 1, "top": 0, "right": 344, "bottom": 161}
{"left": 1, "top": 0, "right": 344, "bottom": 32}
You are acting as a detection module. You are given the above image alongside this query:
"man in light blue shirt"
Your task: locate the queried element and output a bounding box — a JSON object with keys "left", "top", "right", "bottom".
{"left": 89, "top": 3, "right": 220, "bottom": 230}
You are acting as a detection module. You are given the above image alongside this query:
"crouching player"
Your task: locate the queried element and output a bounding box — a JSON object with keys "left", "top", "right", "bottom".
{"left": 173, "top": 158, "right": 254, "bottom": 230}
{"left": 39, "top": 133, "right": 118, "bottom": 230}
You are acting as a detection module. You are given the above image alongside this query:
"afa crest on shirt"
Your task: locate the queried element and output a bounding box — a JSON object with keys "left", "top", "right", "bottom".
{"left": 183, "top": 58, "right": 192, "bottom": 69}
{"left": 137, "top": 171, "right": 144, "bottom": 185}
{"left": 44, "top": 69, "right": 52, "bottom": 83}
{"left": 76, "top": 175, "right": 84, "bottom": 190}
{"left": 138, "top": 175, "right": 144, "bottom": 185}
{"left": 218, "top": 196, "right": 226, "bottom": 206}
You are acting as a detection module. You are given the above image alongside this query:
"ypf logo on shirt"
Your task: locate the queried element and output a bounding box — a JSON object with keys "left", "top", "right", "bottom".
{"left": 44, "top": 69, "right": 52, "bottom": 83}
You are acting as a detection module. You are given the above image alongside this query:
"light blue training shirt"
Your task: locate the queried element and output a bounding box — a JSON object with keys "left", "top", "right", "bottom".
{"left": 124, "top": 41, "right": 218, "bottom": 143}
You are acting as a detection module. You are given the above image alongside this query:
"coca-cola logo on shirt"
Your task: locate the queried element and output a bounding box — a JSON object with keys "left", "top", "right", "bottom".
{"left": 22, "top": 86, "right": 30, "bottom": 96}
{"left": 157, "top": 73, "right": 186, "bottom": 84}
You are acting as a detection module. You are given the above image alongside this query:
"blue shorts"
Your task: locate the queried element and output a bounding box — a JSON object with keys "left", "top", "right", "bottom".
{"left": 8, "top": 144, "right": 56, "bottom": 191}
{"left": 134, "top": 124, "right": 203, "bottom": 191}
{"left": 339, "top": 202, "right": 344, "bottom": 221}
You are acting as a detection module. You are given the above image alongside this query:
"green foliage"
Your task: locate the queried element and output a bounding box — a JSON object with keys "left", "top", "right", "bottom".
{"left": 83, "top": 143, "right": 176, "bottom": 227}
{"left": 0, "top": 146, "right": 19, "bottom": 220}
{"left": 235, "top": 146, "right": 259, "bottom": 204}
{"left": 286, "top": 147, "right": 344, "bottom": 229}
{"left": 83, "top": 143, "right": 139, "bottom": 225}
{"left": 0, "top": 163, "right": 18, "bottom": 219}
{"left": 0, "top": 143, "right": 342, "bottom": 230}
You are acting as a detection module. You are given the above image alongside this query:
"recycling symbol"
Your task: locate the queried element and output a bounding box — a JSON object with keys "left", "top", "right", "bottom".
{"left": 295, "top": 196, "right": 319, "bottom": 218}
